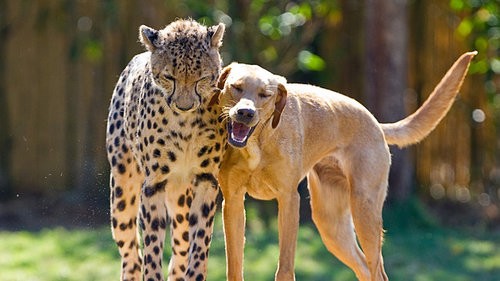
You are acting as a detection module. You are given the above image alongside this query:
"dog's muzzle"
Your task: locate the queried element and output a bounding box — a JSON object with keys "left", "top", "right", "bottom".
{"left": 228, "top": 108, "right": 257, "bottom": 148}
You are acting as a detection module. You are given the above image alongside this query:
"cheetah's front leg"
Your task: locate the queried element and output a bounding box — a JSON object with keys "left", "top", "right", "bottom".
{"left": 165, "top": 173, "right": 219, "bottom": 281}
{"left": 109, "top": 164, "right": 143, "bottom": 281}
{"left": 140, "top": 178, "right": 169, "bottom": 281}
{"left": 165, "top": 186, "right": 194, "bottom": 280}
{"left": 185, "top": 173, "right": 219, "bottom": 280}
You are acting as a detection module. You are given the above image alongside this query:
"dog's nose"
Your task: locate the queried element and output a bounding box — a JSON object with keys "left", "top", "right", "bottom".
{"left": 236, "top": 108, "right": 255, "bottom": 122}
{"left": 236, "top": 108, "right": 255, "bottom": 119}
{"left": 234, "top": 108, "right": 256, "bottom": 124}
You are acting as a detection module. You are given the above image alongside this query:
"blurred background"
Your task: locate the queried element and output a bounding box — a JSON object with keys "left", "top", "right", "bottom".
{"left": 0, "top": 0, "right": 499, "bottom": 280}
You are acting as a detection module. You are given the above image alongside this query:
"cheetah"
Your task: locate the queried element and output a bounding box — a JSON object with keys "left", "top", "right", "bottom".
{"left": 106, "top": 19, "right": 226, "bottom": 281}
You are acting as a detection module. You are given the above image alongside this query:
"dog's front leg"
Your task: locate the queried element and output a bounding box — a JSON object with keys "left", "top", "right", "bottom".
{"left": 275, "top": 191, "right": 300, "bottom": 281}
{"left": 222, "top": 188, "right": 246, "bottom": 281}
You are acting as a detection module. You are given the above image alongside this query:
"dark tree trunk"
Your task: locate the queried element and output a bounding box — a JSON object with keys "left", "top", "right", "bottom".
{"left": 0, "top": 0, "right": 12, "bottom": 200}
{"left": 363, "top": 0, "right": 413, "bottom": 202}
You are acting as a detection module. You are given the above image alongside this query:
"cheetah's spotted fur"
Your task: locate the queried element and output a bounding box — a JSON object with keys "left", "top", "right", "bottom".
{"left": 106, "top": 19, "right": 226, "bottom": 281}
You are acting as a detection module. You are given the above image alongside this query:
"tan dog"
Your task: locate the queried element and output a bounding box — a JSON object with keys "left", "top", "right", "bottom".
{"left": 216, "top": 51, "right": 476, "bottom": 281}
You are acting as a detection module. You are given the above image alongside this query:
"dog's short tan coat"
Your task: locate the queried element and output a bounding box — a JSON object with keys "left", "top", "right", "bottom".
{"left": 217, "top": 52, "right": 476, "bottom": 281}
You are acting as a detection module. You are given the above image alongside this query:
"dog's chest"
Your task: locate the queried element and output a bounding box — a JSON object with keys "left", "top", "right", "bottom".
{"left": 245, "top": 169, "right": 280, "bottom": 200}
{"left": 240, "top": 143, "right": 261, "bottom": 171}
{"left": 235, "top": 158, "right": 280, "bottom": 200}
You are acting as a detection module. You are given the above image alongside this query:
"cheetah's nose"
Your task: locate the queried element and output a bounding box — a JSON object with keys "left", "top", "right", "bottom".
{"left": 169, "top": 101, "right": 197, "bottom": 113}
{"left": 176, "top": 104, "right": 194, "bottom": 112}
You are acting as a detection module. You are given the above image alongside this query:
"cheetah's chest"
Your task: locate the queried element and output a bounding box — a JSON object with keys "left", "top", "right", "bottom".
{"left": 133, "top": 104, "right": 224, "bottom": 183}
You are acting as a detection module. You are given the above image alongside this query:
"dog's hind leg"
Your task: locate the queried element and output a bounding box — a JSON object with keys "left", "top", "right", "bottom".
{"left": 346, "top": 146, "right": 390, "bottom": 281}
{"left": 308, "top": 161, "right": 370, "bottom": 281}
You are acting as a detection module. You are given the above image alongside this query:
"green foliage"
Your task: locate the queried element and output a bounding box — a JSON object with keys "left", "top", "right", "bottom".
{"left": 298, "top": 50, "right": 326, "bottom": 71}
{"left": 450, "top": 0, "right": 499, "bottom": 94}
{"left": 1, "top": 209, "right": 499, "bottom": 281}
{"left": 182, "top": 0, "right": 337, "bottom": 74}
{"left": 257, "top": 4, "right": 309, "bottom": 40}
{"left": 84, "top": 39, "right": 103, "bottom": 63}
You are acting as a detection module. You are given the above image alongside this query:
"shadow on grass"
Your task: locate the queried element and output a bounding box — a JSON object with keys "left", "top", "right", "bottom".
{"left": 1, "top": 201, "right": 499, "bottom": 281}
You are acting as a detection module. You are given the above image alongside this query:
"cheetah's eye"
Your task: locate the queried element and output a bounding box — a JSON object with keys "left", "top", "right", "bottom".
{"left": 196, "top": 76, "right": 210, "bottom": 84}
{"left": 163, "top": 74, "right": 175, "bottom": 81}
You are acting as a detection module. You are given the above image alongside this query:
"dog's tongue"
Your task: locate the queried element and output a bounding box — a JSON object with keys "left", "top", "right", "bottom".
{"left": 231, "top": 121, "right": 251, "bottom": 142}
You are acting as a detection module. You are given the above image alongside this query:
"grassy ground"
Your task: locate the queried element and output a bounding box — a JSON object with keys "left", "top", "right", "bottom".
{"left": 1, "top": 204, "right": 499, "bottom": 281}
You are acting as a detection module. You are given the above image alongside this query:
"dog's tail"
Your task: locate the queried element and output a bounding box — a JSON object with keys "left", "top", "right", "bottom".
{"left": 381, "top": 51, "right": 477, "bottom": 148}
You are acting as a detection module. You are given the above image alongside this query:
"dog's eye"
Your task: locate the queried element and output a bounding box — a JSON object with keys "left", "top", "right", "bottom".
{"left": 258, "top": 92, "right": 271, "bottom": 98}
{"left": 231, "top": 84, "right": 243, "bottom": 92}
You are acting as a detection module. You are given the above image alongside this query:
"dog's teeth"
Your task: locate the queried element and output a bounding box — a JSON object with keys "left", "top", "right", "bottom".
{"left": 231, "top": 122, "right": 251, "bottom": 143}
{"left": 231, "top": 133, "right": 246, "bottom": 143}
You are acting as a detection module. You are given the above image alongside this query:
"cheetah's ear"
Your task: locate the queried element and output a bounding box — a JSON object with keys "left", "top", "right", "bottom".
{"left": 139, "top": 25, "right": 161, "bottom": 51}
{"left": 210, "top": 23, "right": 225, "bottom": 48}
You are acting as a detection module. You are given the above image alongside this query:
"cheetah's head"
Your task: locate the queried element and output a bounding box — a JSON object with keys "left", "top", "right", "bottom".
{"left": 139, "top": 19, "right": 225, "bottom": 114}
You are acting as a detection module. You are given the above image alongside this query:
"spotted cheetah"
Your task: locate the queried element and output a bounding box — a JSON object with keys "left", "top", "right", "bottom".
{"left": 106, "top": 19, "right": 226, "bottom": 281}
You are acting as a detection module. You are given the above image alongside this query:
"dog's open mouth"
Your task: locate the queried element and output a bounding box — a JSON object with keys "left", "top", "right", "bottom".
{"left": 228, "top": 120, "right": 256, "bottom": 148}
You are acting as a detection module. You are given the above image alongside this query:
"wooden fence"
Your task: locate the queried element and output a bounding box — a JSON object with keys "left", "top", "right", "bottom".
{"left": 1, "top": 0, "right": 497, "bottom": 212}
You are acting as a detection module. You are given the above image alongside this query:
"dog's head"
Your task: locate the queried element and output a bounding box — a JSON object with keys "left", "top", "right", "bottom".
{"left": 216, "top": 63, "right": 287, "bottom": 148}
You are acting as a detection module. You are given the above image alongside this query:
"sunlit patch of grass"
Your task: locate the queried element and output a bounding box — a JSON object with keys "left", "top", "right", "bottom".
{"left": 0, "top": 228, "right": 119, "bottom": 281}
{"left": 382, "top": 200, "right": 500, "bottom": 281}
{"left": 454, "top": 237, "right": 500, "bottom": 275}
{"left": 1, "top": 206, "right": 499, "bottom": 281}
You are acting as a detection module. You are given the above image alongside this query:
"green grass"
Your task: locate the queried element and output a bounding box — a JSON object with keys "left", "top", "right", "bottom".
{"left": 1, "top": 206, "right": 499, "bottom": 281}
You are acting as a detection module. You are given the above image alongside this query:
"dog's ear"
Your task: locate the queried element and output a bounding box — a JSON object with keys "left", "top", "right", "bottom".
{"left": 208, "top": 89, "right": 221, "bottom": 107}
{"left": 217, "top": 65, "right": 232, "bottom": 90}
{"left": 272, "top": 83, "right": 287, "bottom": 129}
